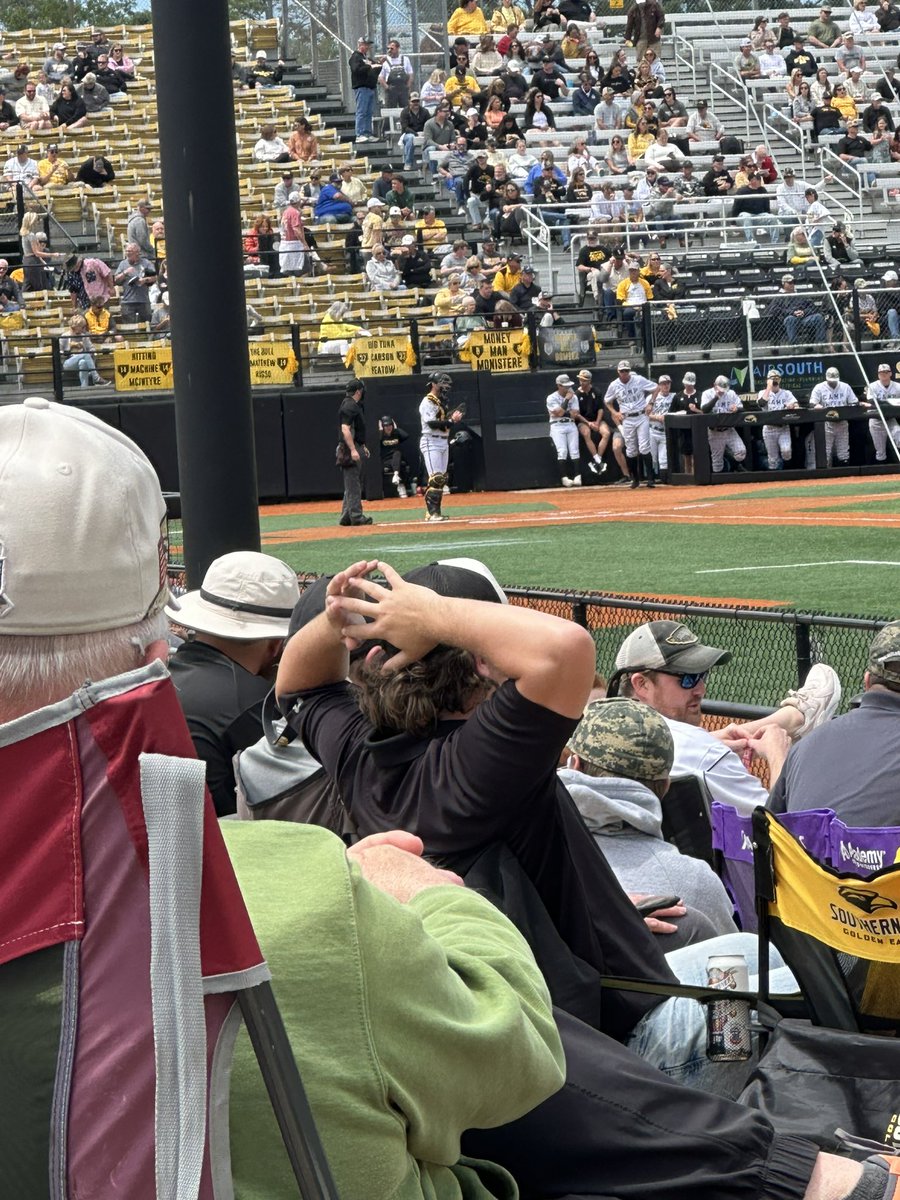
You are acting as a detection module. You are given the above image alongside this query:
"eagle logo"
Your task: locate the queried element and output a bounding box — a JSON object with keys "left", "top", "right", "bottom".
{"left": 837, "top": 885, "right": 898, "bottom": 914}
{"left": 745, "top": 414, "right": 757, "bottom": 424}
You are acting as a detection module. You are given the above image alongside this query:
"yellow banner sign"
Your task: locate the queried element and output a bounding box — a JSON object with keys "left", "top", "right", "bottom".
{"left": 769, "top": 818, "right": 900, "bottom": 962}
{"left": 249, "top": 342, "right": 297, "bottom": 385}
{"left": 348, "top": 335, "right": 413, "bottom": 377}
{"left": 466, "top": 328, "right": 530, "bottom": 372}
{"left": 113, "top": 345, "right": 173, "bottom": 392}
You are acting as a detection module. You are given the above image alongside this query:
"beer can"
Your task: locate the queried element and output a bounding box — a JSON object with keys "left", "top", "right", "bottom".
{"left": 706, "top": 953, "right": 752, "bottom": 1062}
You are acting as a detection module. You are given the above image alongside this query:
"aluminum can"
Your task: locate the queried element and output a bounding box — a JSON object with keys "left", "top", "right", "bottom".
{"left": 706, "top": 953, "right": 752, "bottom": 1062}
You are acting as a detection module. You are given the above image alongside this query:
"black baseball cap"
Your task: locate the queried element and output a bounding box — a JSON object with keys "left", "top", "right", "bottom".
{"left": 381, "top": 413, "right": 395, "bottom": 424}
{"left": 403, "top": 559, "right": 507, "bottom": 605}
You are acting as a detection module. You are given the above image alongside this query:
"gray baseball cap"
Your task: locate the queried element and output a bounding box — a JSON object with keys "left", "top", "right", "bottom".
{"left": 615, "top": 620, "right": 732, "bottom": 675}
{"left": 868, "top": 622, "right": 900, "bottom": 684}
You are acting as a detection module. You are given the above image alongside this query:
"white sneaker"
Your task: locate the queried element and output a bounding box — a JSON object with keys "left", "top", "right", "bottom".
{"left": 397, "top": 484, "right": 408, "bottom": 498}
{"left": 779, "top": 664, "right": 842, "bottom": 739}
{"left": 391, "top": 471, "right": 400, "bottom": 484}
{"left": 426, "top": 512, "right": 450, "bottom": 522}
{"left": 572, "top": 475, "right": 582, "bottom": 486}
{"left": 443, "top": 485, "right": 450, "bottom": 495}
{"left": 561, "top": 476, "right": 573, "bottom": 487}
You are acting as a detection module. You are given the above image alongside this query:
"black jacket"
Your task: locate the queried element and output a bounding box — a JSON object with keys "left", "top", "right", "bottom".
{"left": 349, "top": 50, "right": 379, "bottom": 89}
{"left": 400, "top": 103, "right": 430, "bottom": 134}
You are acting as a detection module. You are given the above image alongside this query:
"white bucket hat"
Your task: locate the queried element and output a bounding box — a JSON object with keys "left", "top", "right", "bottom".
{"left": 0, "top": 396, "right": 167, "bottom": 635}
{"left": 166, "top": 551, "right": 299, "bottom": 640}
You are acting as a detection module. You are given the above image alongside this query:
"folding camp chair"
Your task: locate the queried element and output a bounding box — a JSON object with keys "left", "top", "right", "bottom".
{"left": 0, "top": 661, "right": 338, "bottom": 1198}
{"left": 753, "top": 807, "right": 900, "bottom": 1034}
{"left": 659, "top": 773, "right": 715, "bottom": 866}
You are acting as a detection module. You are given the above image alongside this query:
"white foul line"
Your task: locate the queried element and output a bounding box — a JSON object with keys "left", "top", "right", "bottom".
{"left": 355, "top": 537, "right": 535, "bottom": 553}
{"left": 696, "top": 559, "right": 900, "bottom": 575}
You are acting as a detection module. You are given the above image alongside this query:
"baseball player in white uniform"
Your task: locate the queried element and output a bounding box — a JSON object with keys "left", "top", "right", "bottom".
{"left": 807, "top": 367, "right": 859, "bottom": 467}
{"left": 419, "top": 371, "right": 463, "bottom": 521}
{"left": 700, "top": 375, "right": 747, "bottom": 473}
{"left": 867, "top": 363, "right": 900, "bottom": 462}
{"left": 546, "top": 373, "right": 582, "bottom": 487}
{"left": 647, "top": 374, "right": 674, "bottom": 479}
{"left": 603, "top": 359, "right": 659, "bottom": 488}
{"left": 757, "top": 369, "right": 799, "bottom": 470}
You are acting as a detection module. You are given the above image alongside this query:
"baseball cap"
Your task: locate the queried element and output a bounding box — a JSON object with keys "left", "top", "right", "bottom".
{"left": 508, "top": 61, "right": 522, "bottom": 72}
{"left": 281, "top": 169, "right": 294, "bottom": 179}
{"left": 826, "top": 367, "right": 841, "bottom": 380}
{"left": 165, "top": 551, "right": 299, "bottom": 640}
{"left": 401, "top": 234, "right": 415, "bottom": 245}
{"left": 381, "top": 413, "right": 395, "bottom": 424}
{"left": 682, "top": 371, "right": 696, "bottom": 384}
{"left": 256, "top": 49, "right": 267, "bottom": 58}
{"left": 410, "top": 91, "right": 420, "bottom": 99}
{"left": 568, "top": 697, "right": 675, "bottom": 781}
{"left": 16, "top": 143, "right": 29, "bottom": 155}
{"left": 767, "top": 369, "right": 782, "bottom": 379}
{"left": 712, "top": 153, "right": 724, "bottom": 162}
{"left": 784, "top": 167, "right": 795, "bottom": 176}
{"left": 522, "top": 262, "right": 535, "bottom": 273}
{"left": 536, "top": 291, "right": 552, "bottom": 301}
{"left": 366, "top": 196, "right": 385, "bottom": 208}
{"left": 878, "top": 363, "right": 892, "bottom": 372}
{"left": 714, "top": 374, "right": 729, "bottom": 388}
{"left": 403, "top": 558, "right": 508, "bottom": 605}
{"left": 0, "top": 397, "right": 167, "bottom": 635}
{"left": 577, "top": 369, "right": 593, "bottom": 380}
{"left": 682, "top": 159, "right": 693, "bottom": 168}
{"left": 883, "top": 270, "right": 899, "bottom": 282}
{"left": 507, "top": 251, "right": 521, "bottom": 262}
{"left": 617, "top": 359, "right": 632, "bottom": 371}
{"left": 614, "top": 620, "right": 731, "bottom": 675}
{"left": 389, "top": 205, "right": 402, "bottom": 215}
{"left": 556, "top": 373, "right": 574, "bottom": 386}
{"left": 658, "top": 374, "right": 671, "bottom": 383}
{"left": 867, "top": 622, "right": 900, "bottom": 684}
{"left": 782, "top": 272, "right": 795, "bottom": 283}
{"left": 602, "top": 85, "right": 613, "bottom": 96}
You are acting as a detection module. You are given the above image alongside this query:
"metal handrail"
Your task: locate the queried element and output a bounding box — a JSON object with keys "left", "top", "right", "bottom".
{"left": 19, "top": 183, "right": 81, "bottom": 254}
{"left": 290, "top": 0, "right": 354, "bottom": 56}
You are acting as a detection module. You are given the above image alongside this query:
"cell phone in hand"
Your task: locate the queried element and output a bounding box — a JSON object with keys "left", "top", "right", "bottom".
{"left": 634, "top": 894, "right": 681, "bottom": 916}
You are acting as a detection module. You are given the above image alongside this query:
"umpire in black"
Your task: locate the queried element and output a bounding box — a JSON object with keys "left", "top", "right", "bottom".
{"left": 338, "top": 378, "right": 372, "bottom": 526}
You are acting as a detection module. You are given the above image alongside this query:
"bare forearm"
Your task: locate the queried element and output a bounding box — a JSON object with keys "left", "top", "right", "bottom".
{"left": 277, "top": 610, "right": 348, "bottom": 697}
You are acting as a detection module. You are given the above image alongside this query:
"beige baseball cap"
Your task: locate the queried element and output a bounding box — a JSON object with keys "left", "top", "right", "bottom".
{"left": 0, "top": 396, "right": 167, "bottom": 635}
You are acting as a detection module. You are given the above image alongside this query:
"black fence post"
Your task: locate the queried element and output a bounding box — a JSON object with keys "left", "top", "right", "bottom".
{"left": 51, "top": 335, "right": 63, "bottom": 404}
{"left": 851, "top": 287, "right": 862, "bottom": 351}
{"left": 571, "top": 601, "right": 589, "bottom": 630}
{"left": 14, "top": 183, "right": 25, "bottom": 232}
{"left": 794, "top": 618, "right": 813, "bottom": 688}
{"left": 290, "top": 321, "right": 302, "bottom": 387}
{"left": 526, "top": 309, "right": 539, "bottom": 369}
{"left": 410, "top": 316, "right": 422, "bottom": 372}
{"left": 641, "top": 303, "right": 653, "bottom": 367}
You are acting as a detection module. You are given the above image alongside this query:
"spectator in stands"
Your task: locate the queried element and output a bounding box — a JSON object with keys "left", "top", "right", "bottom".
{"left": 433, "top": 272, "right": 468, "bottom": 323}
{"left": 66, "top": 253, "right": 115, "bottom": 308}
{"left": 379, "top": 37, "right": 413, "bottom": 107}
{"left": 43, "top": 42, "right": 71, "bottom": 84}
{"left": 772, "top": 272, "right": 827, "bottom": 345}
{"left": 876, "top": 64, "right": 900, "bottom": 103}
{"left": 361, "top": 196, "right": 386, "bottom": 250}
{"left": 3, "top": 142, "right": 38, "bottom": 187}
{"left": 472, "top": 33, "right": 503, "bottom": 75}
{"left": 126, "top": 198, "right": 154, "bottom": 257}
{"left": 398, "top": 92, "right": 429, "bottom": 169}
{"left": 772, "top": 621, "right": 900, "bottom": 825}
{"left": 315, "top": 172, "right": 354, "bottom": 223}
{"left": 849, "top": 0, "right": 879, "bottom": 33}
{"left": 624, "top": 0, "right": 664, "bottom": 60}
{"left": 231, "top": 52, "right": 249, "bottom": 89}
{"left": 510, "top": 263, "right": 541, "bottom": 309}
{"left": 445, "top": 61, "right": 480, "bottom": 108}
{"left": 149, "top": 290, "right": 170, "bottom": 339}
{"left": 464, "top": 151, "right": 497, "bottom": 227}
{"left": 366, "top": 243, "right": 405, "bottom": 291}
{"left": 572, "top": 72, "right": 600, "bottom": 116}
{"left": 822, "top": 220, "right": 861, "bottom": 267}
{"left": 733, "top": 154, "right": 755, "bottom": 190}
{"left": 674, "top": 157, "right": 702, "bottom": 201}
{"left": 437, "top": 136, "right": 472, "bottom": 210}
{"left": 786, "top": 68, "right": 804, "bottom": 102}
{"left": 753, "top": 143, "right": 778, "bottom": 182}
{"left": 868, "top": 115, "right": 894, "bottom": 168}
{"left": 784, "top": 36, "right": 818, "bottom": 78}
{"left": 686, "top": 97, "right": 724, "bottom": 141}
{"left": 49, "top": 79, "right": 86, "bottom": 132}
{"left": 493, "top": 0, "right": 526, "bottom": 31}
{"left": 562, "top": 698, "right": 738, "bottom": 934}
{"left": 94, "top": 52, "right": 127, "bottom": 96}
{"left": 249, "top": 50, "right": 285, "bottom": 89}
{"left": 474, "top": 275, "right": 501, "bottom": 314}
{"left": 654, "top": 261, "right": 684, "bottom": 302}
{"left": 115, "top": 242, "right": 156, "bottom": 324}
{"left": 15, "top": 80, "right": 51, "bottom": 131}
{"left": 448, "top": 0, "right": 489, "bottom": 35}
{"left": 462, "top": 104, "right": 488, "bottom": 149}
{"left": 0, "top": 60, "right": 31, "bottom": 103}
{"left": 421, "top": 99, "right": 454, "bottom": 173}
{"left": 86, "top": 293, "right": 122, "bottom": 340}
{"left": 109, "top": 41, "right": 135, "bottom": 78}
{"left": 420, "top": 67, "right": 446, "bottom": 107}
{"left": 339, "top": 163, "right": 369, "bottom": 206}
{"left": 60, "top": 312, "right": 110, "bottom": 387}
{"left": 875, "top": 269, "right": 900, "bottom": 342}
{"left": 77, "top": 72, "right": 110, "bottom": 114}
{"left": 856, "top": 277, "right": 882, "bottom": 340}
{"left": 75, "top": 152, "right": 115, "bottom": 188}
{"left": 166, "top": 553, "right": 299, "bottom": 816}
{"left": 532, "top": 162, "right": 571, "bottom": 249}
{"left": 627, "top": 116, "right": 655, "bottom": 163}
{"left": 416, "top": 204, "right": 450, "bottom": 252}
{"left": 837, "top": 121, "right": 875, "bottom": 186}
{"left": 877, "top": 0, "right": 900, "bottom": 28}
{"left": 533, "top": 56, "right": 569, "bottom": 102}
{"left": 616, "top": 262, "right": 653, "bottom": 344}
{"left": 658, "top": 85, "right": 688, "bottom": 133}
{"left": 734, "top": 38, "right": 761, "bottom": 80}
{"left": 813, "top": 90, "right": 843, "bottom": 141}
{"left": 757, "top": 37, "right": 787, "bottom": 78}
{"left": 0, "top": 85, "right": 17, "bottom": 133}
{"left": 786, "top": 226, "right": 816, "bottom": 266}
{"left": 387, "top": 173, "right": 413, "bottom": 215}
{"left": 532, "top": 0, "right": 562, "bottom": 29}
{"left": 835, "top": 32, "right": 865, "bottom": 77}
{"left": 749, "top": 14, "right": 770, "bottom": 48}
{"left": 0, "top": 259, "right": 23, "bottom": 311}
{"left": 36, "top": 143, "right": 69, "bottom": 188}
{"left": 561, "top": 22, "right": 590, "bottom": 58}
{"left": 845, "top": 66, "right": 868, "bottom": 105}
{"left": 348, "top": 36, "right": 379, "bottom": 141}
{"left": 792, "top": 80, "right": 814, "bottom": 127}
{"left": 253, "top": 122, "right": 291, "bottom": 162}
{"left": 287, "top": 116, "right": 319, "bottom": 163}
{"left": 645, "top": 128, "right": 685, "bottom": 171}
{"left": 807, "top": 3, "right": 841, "bottom": 47}
{"left": 701, "top": 153, "right": 734, "bottom": 214}
{"left": 610, "top": 621, "right": 840, "bottom": 815}
{"left": 397, "top": 233, "right": 434, "bottom": 287}
{"left": 864, "top": 92, "right": 895, "bottom": 135}
{"left": 810, "top": 65, "right": 832, "bottom": 108}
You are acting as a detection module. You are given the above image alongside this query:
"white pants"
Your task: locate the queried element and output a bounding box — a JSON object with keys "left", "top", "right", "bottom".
{"left": 805, "top": 420, "right": 849, "bottom": 468}
{"left": 420, "top": 433, "right": 449, "bottom": 478}
{"left": 762, "top": 424, "right": 792, "bottom": 468}
{"left": 550, "top": 419, "right": 580, "bottom": 460}
{"left": 708, "top": 428, "right": 746, "bottom": 472}
{"left": 869, "top": 416, "right": 900, "bottom": 461}
{"left": 621, "top": 412, "right": 651, "bottom": 456}
{"left": 649, "top": 426, "right": 667, "bottom": 472}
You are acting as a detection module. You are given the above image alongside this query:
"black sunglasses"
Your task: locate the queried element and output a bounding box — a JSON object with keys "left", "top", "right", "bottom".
{"left": 656, "top": 670, "right": 709, "bottom": 689}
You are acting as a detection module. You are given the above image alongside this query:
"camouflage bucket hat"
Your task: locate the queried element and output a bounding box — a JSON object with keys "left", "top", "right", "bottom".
{"left": 868, "top": 622, "right": 900, "bottom": 684}
{"left": 568, "top": 697, "right": 674, "bottom": 781}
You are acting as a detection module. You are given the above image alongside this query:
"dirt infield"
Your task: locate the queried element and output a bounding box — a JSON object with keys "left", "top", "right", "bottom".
{"left": 260, "top": 476, "right": 900, "bottom": 542}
